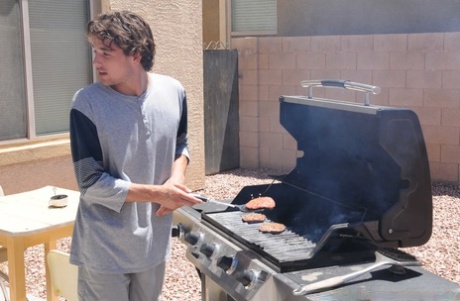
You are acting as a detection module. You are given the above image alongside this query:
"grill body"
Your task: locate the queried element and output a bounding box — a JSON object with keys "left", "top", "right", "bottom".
{"left": 174, "top": 207, "right": 459, "bottom": 301}
{"left": 173, "top": 82, "right": 459, "bottom": 300}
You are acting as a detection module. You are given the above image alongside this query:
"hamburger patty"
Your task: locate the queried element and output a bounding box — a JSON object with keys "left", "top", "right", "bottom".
{"left": 258, "top": 222, "right": 286, "bottom": 234}
{"left": 245, "top": 196, "right": 276, "bottom": 210}
{"left": 241, "top": 213, "right": 266, "bottom": 223}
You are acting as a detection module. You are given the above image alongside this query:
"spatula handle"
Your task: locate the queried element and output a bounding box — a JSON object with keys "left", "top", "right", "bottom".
{"left": 293, "top": 276, "right": 345, "bottom": 295}
{"left": 189, "top": 193, "right": 236, "bottom": 208}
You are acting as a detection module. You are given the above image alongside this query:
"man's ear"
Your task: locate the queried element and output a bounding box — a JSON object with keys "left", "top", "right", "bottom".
{"left": 132, "top": 51, "right": 142, "bottom": 64}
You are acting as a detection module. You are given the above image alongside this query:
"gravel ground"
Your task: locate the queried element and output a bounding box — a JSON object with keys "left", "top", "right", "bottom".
{"left": 1, "top": 168, "right": 459, "bottom": 300}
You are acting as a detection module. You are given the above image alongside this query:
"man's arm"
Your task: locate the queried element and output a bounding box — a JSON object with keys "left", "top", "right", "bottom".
{"left": 169, "top": 154, "right": 189, "bottom": 185}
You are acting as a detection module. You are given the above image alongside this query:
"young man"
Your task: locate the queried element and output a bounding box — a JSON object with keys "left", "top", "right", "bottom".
{"left": 69, "top": 10, "right": 202, "bottom": 300}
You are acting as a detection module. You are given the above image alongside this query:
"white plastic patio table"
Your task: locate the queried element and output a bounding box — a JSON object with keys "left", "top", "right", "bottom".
{"left": 0, "top": 186, "right": 79, "bottom": 301}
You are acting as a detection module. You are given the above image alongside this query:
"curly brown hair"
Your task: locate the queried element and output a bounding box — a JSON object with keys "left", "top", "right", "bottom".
{"left": 87, "top": 11, "right": 156, "bottom": 71}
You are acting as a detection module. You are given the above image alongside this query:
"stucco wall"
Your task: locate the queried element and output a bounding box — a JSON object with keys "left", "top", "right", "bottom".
{"left": 106, "top": 0, "right": 205, "bottom": 189}
{"left": 0, "top": 0, "right": 204, "bottom": 195}
{"left": 235, "top": 33, "right": 460, "bottom": 183}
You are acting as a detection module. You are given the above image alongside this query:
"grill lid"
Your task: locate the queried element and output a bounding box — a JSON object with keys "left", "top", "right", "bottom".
{"left": 278, "top": 80, "right": 432, "bottom": 247}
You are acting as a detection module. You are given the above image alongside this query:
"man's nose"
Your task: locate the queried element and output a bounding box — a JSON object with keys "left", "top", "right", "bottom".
{"left": 93, "top": 54, "right": 102, "bottom": 67}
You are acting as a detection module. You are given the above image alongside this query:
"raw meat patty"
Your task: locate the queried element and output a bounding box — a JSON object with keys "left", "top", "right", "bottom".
{"left": 258, "top": 222, "right": 286, "bottom": 234}
{"left": 241, "top": 213, "right": 266, "bottom": 223}
{"left": 245, "top": 196, "right": 276, "bottom": 210}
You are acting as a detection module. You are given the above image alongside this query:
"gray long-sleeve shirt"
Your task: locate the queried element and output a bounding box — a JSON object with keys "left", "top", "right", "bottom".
{"left": 69, "top": 72, "right": 189, "bottom": 273}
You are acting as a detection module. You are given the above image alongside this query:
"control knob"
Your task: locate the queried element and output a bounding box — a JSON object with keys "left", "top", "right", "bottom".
{"left": 236, "top": 269, "right": 257, "bottom": 288}
{"left": 184, "top": 232, "right": 202, "bottom": 246}
{"left": 200, "top": 243, "right": 217, "bottom": 258}
{"left": 217, "top": 255, "right": 237, "bottom": 274}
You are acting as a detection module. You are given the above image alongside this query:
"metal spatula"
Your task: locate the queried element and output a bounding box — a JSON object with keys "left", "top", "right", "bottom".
{"left": 189, "top": 193, "right": 254, "bottom": 212}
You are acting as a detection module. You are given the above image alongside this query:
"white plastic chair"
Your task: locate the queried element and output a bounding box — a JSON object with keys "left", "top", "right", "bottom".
{"left": 47, "top": 250, "right": 78, "bottom": 301}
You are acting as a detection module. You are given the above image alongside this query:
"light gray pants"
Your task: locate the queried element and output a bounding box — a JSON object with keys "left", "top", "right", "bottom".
{"left": 77, "top": 262, "right": 166, "bottom": 301}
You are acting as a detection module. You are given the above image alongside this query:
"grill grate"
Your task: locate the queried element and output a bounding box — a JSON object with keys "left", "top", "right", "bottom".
{"left": 204, "top": 211, "right": 316, "bottom": 265}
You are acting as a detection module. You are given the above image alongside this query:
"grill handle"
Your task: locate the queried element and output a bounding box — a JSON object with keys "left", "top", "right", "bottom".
{"left": 301, "top": 79, "right": 381, "bottom": 106}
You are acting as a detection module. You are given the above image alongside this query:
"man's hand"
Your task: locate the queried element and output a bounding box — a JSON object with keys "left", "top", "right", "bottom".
{"left": 155, "top": 206, "right": 174, "bottom": 216}
{"left": 126, "top": 181, "right": 202, "bottom": 210}
{"left": 154, "top": 180, "right": 202, "bottom": 217}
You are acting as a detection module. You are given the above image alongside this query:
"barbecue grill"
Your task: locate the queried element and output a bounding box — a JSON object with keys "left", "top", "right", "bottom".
{"left": 173, "top": 80, "right": 460, "bottom": 301}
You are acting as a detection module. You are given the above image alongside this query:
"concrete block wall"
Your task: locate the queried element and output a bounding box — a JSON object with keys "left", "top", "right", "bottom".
{"left": 234, "top": 33, "right": 460, "bottom": 183}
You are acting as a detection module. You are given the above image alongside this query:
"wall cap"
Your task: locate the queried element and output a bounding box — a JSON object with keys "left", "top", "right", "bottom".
{"left": 0, "top": 138, "right": 71, "bottom": 167}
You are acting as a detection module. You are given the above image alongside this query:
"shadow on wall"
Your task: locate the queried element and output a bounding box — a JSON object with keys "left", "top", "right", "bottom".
{"left": 278, "top": 0, "right": 460, "bottom": 36}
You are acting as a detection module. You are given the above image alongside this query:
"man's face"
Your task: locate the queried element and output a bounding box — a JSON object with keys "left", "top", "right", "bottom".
{"left": 90, "top": 37, "right": 137, "bottom": 89}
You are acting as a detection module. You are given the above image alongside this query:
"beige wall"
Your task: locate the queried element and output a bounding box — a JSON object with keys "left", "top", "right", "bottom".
{"left": 235, "top": 33, "right": 460, "bottom": 183}
{"left": 116, "top": 0, "right": 205, "bottom": 190}
{"left": 105, "top": 1, "right": 204, "bottom": 189}
{"left": 0, "top": 0, "right": 205, "bottom": 195}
